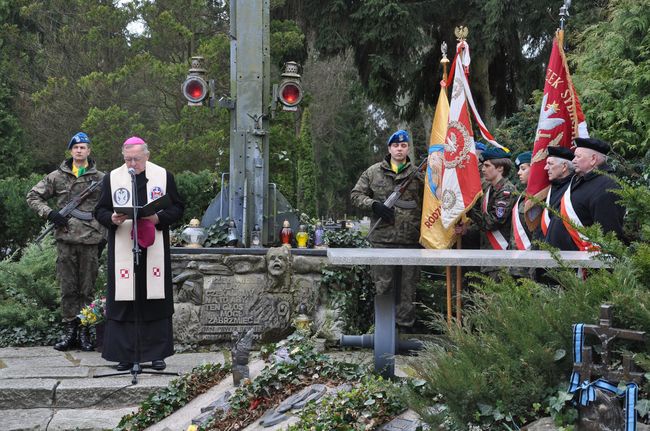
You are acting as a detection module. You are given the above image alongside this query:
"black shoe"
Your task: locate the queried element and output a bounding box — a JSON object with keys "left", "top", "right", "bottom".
{"left": 78, "top": 325, "right": 94, "bottom": 352}
{"left": 54, "top": 319, "right": 79, "bottom": 351}
{"left": 151, "top": 359, "right": 166, "bottom": 370}
{"left": 116, "top": 362, "right": 132, "bottom": 371}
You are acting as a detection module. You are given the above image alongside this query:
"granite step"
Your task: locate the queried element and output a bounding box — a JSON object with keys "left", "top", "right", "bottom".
{"left": 0, "top": 347, "right": 227, "bottom": 430}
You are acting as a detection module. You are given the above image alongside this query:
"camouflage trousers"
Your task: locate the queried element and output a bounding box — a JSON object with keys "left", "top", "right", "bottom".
{"left": 370, "top": 264, "right": 420, "bottom": 327}
{"left": 56, "top": 242, "right": 100, "bottom": 321}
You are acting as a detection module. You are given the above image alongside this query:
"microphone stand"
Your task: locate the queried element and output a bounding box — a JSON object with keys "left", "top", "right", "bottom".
{"left": 95, "top": 168, "right": 178, "bottom": 384}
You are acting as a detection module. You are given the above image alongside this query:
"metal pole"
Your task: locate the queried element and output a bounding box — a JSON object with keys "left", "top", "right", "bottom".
{"left": 228, "top": 0, "right": 269, "bottom": 246}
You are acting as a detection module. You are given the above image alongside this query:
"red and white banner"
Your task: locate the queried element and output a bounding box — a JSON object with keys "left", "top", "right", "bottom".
{"left": 440, "top": 41, "right": 504, "bottom": 228}
{"left": 526, "top": 31, "right": 588, "bottom": 223}
{"left": 511, "top": 196, "right": 532, "bottom": 250}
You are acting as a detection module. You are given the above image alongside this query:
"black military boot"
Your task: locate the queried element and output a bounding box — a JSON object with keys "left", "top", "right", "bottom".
{"left": 78, "top": 324, "right": 94, "bottom": 352}
{"left": 53, "top": 319, "right": 79, "bottom": 351}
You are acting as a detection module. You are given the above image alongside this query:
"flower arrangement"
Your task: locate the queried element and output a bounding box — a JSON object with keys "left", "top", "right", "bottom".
{"left": 78, "top": 296, "right": 106, "bottom": 326}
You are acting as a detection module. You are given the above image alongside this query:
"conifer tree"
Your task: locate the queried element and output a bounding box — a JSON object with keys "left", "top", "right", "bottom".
{"left": 296, "top": 108, "right": 317, "bottom": 216}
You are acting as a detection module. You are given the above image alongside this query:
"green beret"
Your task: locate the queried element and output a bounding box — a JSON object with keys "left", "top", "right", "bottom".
{"left": 481, "top": 147, "right": 511, "bottom": 162}
{"left": 515, "top": 151, "right": 532, "bottom": 167}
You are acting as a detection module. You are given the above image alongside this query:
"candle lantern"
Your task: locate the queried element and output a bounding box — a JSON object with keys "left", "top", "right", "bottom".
{"left": 181, "top": 219, "right": 207, "bottom": 248}
{"left": 280, "top": 219, "right": 293, "bottom": 247}
{"left": 296, "top": 225, "right": 309, "bottom": 248}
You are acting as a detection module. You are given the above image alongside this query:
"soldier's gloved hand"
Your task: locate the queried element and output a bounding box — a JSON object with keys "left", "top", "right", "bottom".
{"left": 48, "top": 210, "right": 68, "bottom": 228}
{"left": 372, "top": 201, "right": 395, "bottom": 224}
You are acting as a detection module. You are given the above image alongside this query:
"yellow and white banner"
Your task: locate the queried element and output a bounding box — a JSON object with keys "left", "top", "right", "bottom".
{"left": 419, "top": 80, "right": 457, "bottom": 249}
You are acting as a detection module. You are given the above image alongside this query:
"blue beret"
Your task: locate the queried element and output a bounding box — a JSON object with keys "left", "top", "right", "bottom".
{"left": 475, "top": 142, "right": 487, "bottom": 152}
{"left": 387, "top": 129, "right": 410, "bottom": 146}
{"left": 67, "top": 132, "right": 90, "bottom": 150}
{"left": 515, "top": 151, "right": 532, "bottom": 167}
{"left": 574, "top": 137, "right": 610, "bottom": 155}
{"left": 481, "top": 147, "right": 511, "bottom": 161}
{"left": 547, "top": 146, "right": 574, "bottom": 161}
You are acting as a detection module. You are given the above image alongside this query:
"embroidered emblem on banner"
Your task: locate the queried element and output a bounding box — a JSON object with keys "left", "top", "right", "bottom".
{"left": 152, "top": 267, "right": 161, "bottom": 277}
{"left": 114, "top": 188, "right": 130, "bottom": 205}
{"left": 444, "top": 121, "right": 472, "bottom": 169}
{"left": 119, "top": 269, "right": 130, "bottom": 279}
{"left": 441, "top": 189, "right": 457, "bottom": 210}
{"left": 151, "top": 186, "right": 163, "bottom": 200}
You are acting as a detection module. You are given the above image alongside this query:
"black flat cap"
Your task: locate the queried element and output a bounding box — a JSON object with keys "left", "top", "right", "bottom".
{"left": 574, "top": 137, "right": 610, "bottom": 155}
{"left": 547, "top": 146, "right": 574, "bottom": 161}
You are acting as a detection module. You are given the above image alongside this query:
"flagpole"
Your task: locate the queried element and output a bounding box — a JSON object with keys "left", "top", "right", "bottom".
{"left": 436, "top": 42, "right": 455, "bottom": 327}
{"left": 452, "top": 26, "right": 470, "bottom": 326}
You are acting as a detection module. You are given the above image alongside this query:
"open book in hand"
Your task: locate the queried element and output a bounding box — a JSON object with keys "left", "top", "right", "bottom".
{"left": 114, "top": 193, "right": 172, "bottom": 219}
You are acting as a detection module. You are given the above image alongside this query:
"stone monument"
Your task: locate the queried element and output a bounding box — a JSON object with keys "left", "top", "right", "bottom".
{"left": 170, "top": 247, "right": 327, "bottom": 345}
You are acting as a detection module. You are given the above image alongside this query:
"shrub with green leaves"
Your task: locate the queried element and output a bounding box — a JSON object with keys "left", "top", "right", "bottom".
{"left": 174, "top": 170, "right": 218, "bottom": 227}
{"left": 0, "top": 173, "right": 46, "bottom": 257}
{"left": 0, "top": 239, "right": 61, "bottom": 346}
{"left": 320, "top": 228, "right": 374, "bottom": 334}
{"left": 404, "top": 179, "right": 650, "bottom": 429}
{"left": 0, "top": 237, "right": 107, "bottom": 347}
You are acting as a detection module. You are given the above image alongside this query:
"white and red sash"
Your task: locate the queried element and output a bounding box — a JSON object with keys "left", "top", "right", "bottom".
{"left": 540, "top": 190, "right": 552, "bottom": 236}
{"left": 111, "top": 162, "right": 167, "bottom": 301}
{"left": 511, "top": 196, "right": 531, "bottom": 250}
{"left": 560, "top": 181, "right": 596, "bottom": 251}
{"left": 482, "top": 187, "right": 509, "bottom": 250}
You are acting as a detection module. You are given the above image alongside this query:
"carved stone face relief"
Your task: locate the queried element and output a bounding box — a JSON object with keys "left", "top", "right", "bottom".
{"left": 266, "top": 246, "right": 290, "bottom": 277}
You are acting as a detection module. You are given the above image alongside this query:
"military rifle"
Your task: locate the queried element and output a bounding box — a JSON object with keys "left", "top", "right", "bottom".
{"left": 34, "top": 180, "right": 101, "bottom": 248}
{"left": 366, "top": 157, "right": 427, "bottom": 238}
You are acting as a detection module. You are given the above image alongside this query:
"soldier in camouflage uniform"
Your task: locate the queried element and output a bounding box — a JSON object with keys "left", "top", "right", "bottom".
{"left": 351, "top": 130, "right": 424, "bottom": 330}
{"left": 465, "top": 147, "right": 516, "bottom": 275}
{"left": 26, "top": 132, "right": 105, "bottom": 351}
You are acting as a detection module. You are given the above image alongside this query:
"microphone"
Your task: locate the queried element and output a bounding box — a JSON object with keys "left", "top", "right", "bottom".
{"left": 128, "top": 168, "right": 136, "bottom": 176}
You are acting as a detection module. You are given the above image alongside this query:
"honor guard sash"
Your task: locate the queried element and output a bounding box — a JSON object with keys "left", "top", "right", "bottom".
{"left": 111, "top": 162, "right": 167, "bottom": 301}
{"left": 540, "top": 190, "right": 552, "bottom": 237}
{"left": 511, "top": 196, "right": 531, "bottom": 250}
{"left": 482, "top": 187, "right": 509, "bottom": 250}
{"left": 560, "top": 179, "right": 597, "bottom": 252}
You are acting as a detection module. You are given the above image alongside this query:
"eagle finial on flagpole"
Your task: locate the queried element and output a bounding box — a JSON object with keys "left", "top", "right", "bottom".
{"left": 454, "top": 26, "right": 468, "bottom": 42}
{"left": 558, "top": 0, "right": 571, "bottom": 48}
{"left": 559, "top": 0, "right": 571, "bottom": 31}
{"left": 440, "top": 42, "right": 450, "bottom": 81}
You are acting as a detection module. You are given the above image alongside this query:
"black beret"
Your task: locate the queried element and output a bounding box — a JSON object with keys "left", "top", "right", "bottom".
{"left": 547, "top": 146, "right": 574, "bottom": 161}
{"left": 574, "top": 137, "right": 610, "bottom": 155}
{"left": 480, "top": 147, "right": 511, "bottom": 162}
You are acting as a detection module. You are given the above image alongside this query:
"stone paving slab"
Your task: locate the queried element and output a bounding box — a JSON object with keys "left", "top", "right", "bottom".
{"left": 0, "top": 365, "right": 92, "bottom": 379}
{"left": 55, "top": 375, "right": 178, "bottom": 408}
{"left": 73, "top": 351, "right": 225, "bottom": 372}
{"left": 48, "top": 406, "right": 138, "bottom": 431}
{"left": 0, "top": 378, "right": 57, "bottom": 409}
{"left": 0, "top": 346, "right": 63, "bottom": 358}
{"left": 0, "top": 408, "right": 53, "bottom": 431}
{"left": 1, "top": 355, "right": 80, "bottom": 368}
